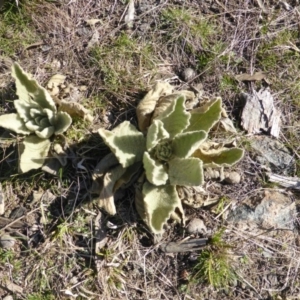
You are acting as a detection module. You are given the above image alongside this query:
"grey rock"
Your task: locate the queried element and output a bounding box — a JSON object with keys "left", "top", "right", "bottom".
{"left": 227, "top": 190, "right": 296, "bottom": 230}
{"left": 186, "top": 218, "right": 207, "bottom": 234}
{"left": 9, "top": 206, "right": 26, "bottom": 219}
{"left": 0, "top": 235, "right": 15, "bottom": 249}
{"left": 3, "top": 296, "right": 14, "bottom": 300}
{"left": 139, "top": 23, "right": 151, "bottom": 32}
{"left": 249, "top": 136, "right": 295, "bottom": 174}
{"left": 224, "top": 172, "right": 241, "bottom": 184}
{"left": 182, "top": 68, "right": 196, "bottom": 82}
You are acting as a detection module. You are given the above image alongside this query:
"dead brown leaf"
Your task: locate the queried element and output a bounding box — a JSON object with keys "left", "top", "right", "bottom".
{"left": 59, "top": 100, "right": 94, "bottom": 122}
{"left": 235, "top": 71, "right": 266, "bottom": 82}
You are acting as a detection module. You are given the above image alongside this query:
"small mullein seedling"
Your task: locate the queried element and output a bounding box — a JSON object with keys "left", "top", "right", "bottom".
{"left": 93, "top": 82, "right": 244, "bottom": 233}
{"left": 0, "top": 63, "right": 72, "bottom": 173}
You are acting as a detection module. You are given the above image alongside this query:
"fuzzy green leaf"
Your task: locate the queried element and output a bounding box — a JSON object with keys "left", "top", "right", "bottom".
{"left": 25, "top": 120, "right": 43, "bottom": 132}
{"left": 0, "top": 113, "right": 31, "bottom": 135}
{"left": 29, "top": 108, "right": 41, "bottom": 118}
{"left": 185, "top": 98, "right": 222, "bottom": 133}
{"left": 12, "top": 63, "right": 57, "bottom": 112}
{"left": 19, "top": 135, "right": 51, "bottom": 173}
{"left": 140, "top": 181, "right": 183, "bottom": 234}
{"left": 146, "top": 120, "right": 169, "bottom": 151}
{"left": 143, "top": 152, "right": 168, "bottom": 186}
{"left": 155, "top": 95, "right": 190, "bottom": 138}
{"left": 168, "top": 157, "right": 203, "bottom": 186}
{"left": 43, "top": 108, "right": 55, "bottom": 125}
{"left": 14, "top": 100, "right": 34, "bottom": 122}
{"left": 193, "top": 147, "right": 244, "bottom": 167}
{"left": 53, "top": 111, "right": 72, "bottom": 134}
{"left": 35, "top": 126, "right": 55, "bottom": 139}
{"left": 98, "top": 121, "right": 146, "bottom": 168}
{"left": 172, "top": 130, "right": 207, "bottom": 158}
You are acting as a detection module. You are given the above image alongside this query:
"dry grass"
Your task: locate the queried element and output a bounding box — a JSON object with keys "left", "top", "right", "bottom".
{"left": 0, "top": 0, "right": 300, "bottom": 299}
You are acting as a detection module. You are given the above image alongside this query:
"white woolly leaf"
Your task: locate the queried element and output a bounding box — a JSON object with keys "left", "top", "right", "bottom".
{"left": 98, "top": 121, "right": 146, "bottom": 168}
{"left": 146, "top": 119, "right": 169, "bottom": 152}
{"left": 12, "top": 63, "right": 57, "bottom": 112}
{"left": 53, "top": 111, "right": 72, "bottom": 134}
{"left": 168, "top": 157, "right": 203, "bottom": 186}
{"left": 143, "top": 152, "right": 168, "bottom": 186}
{"left": 43, "top": 108, "right": 55, "bottom": 125}
{"left": 172, "top": 130, "right": 207, "bottom": 158}
{"left": 155, "top": 95, "right": 190, "bottom": 138}
{"left": 185, "top": 98, "right": 222, "bottom": 133}
{"left": 25, "top": 120, "right": 42, "bottom": 132}
{"left": 35, "top": 127, "right": 55, "bottom": 139}
{"left": 14, "top": 100, "right": 35, "bottom": 122}
{"left": 0, "top": 113, "right": 31, "bottom": 135}
{"left": 193, "top": 147, "right": 244, "bottom": 167}
{"left": 140, "top": 181, "right": 183, "bottom": 234}
{"left": 19, "top": 136, "right": 51, "bottom": 173}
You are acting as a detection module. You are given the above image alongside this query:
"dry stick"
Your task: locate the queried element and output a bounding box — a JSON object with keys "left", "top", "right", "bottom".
{"left": 255, "top": 0, "right": 268, "bottom": 14}
{"left": 160, "top": 238, "right": 208, "bottom": 253}
{"left": 0, "top": 207, "right": 39, "bottom": 232}
{"left": 109, "top": 0, "right": 169, "bottom": 38}
{"left": 266, "top": 172, "right": 300, "bottom": 190}
{"left": 0, "top": 149, "right": 14, "bottom": 164}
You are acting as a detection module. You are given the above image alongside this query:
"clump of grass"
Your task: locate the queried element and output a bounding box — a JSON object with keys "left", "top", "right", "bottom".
{"left": 88, "top": 33, "right": 156, "bottom": 94}
{"left": 159, "top": 7, "right": 227, "bottom": 71}
{"left": 0, "top": 1, "right": 39, "bottom": 56}
{"left": 65, "top": 117, "right": 91, "bottom": 143}
{"left": 27, "top": 292, "right": 56, "bottom": 300}
{"left": 220, "top": 74, "right": 240, "bottom": 93}
{"left": 192, "top": 229, "right": 236, "bottom": 289}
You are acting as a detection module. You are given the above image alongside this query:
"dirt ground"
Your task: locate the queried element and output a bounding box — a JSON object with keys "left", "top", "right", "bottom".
{"left": 1, "top": 0, "right": 300, "bottom": 299}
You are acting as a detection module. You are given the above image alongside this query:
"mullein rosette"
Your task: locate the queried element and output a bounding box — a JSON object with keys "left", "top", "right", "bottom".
{"left": 0, "top": 63, "right": 72, "bottom": 173}
{"left": 94, "top": 83, "right": 244, "bottom": 234}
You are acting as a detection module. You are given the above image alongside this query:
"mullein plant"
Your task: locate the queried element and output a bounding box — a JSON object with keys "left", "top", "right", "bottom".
{"left": 92, "top": 82, "right": 244, "bottom": 233}
{"left": 0, "top": 63, "right": 72, "bottom": 173}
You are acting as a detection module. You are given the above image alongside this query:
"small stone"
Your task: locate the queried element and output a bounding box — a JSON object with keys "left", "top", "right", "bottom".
{"left": 224, "top": 172, "right": 241, "bottom": 184}
{"left": 0, "top": 235, "right": 15, "bottom": 249}
{"left": 9, "top": 206, "right": 27, "bottom": 219}
{"left": 3, "top": 296, "right": 14, "bottom": 300}
{"left": 182, "top": 68, "right": 196, "bottom": 82}
{"left": 186, "top": 218, "right": 207, "bottom": 234}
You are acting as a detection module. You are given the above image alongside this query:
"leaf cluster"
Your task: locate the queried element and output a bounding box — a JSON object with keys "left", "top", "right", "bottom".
{"left": 93, "top": 82, "right": 244, "bottom": 233}
{"left": 0, "top": 63, "right": 72, "bottom": 173}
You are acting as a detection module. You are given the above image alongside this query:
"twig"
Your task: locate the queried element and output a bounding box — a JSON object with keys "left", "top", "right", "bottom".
{"left": 160, "top": 238, "right": 208, "bottom": 253}
{"left": 0, "top": 208, "right": 39, "bottom": 232}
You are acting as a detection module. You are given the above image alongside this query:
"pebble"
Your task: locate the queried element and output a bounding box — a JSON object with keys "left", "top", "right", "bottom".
{"left": 0, "top": 235, "right": 15, "bottom": 249}
{"left": 3, "top": 296, "right": 14, "bottom": 300}
{"left": 182, "top": 68, "right": 196, "bottom": 82}
{"left": 224, "top": 172, "right": 241, "bottom": 184}
{"left": 186, "top": 218, "right": 207, "bottom": 234}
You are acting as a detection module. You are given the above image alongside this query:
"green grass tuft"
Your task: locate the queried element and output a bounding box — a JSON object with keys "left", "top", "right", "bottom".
{"left": 192, "top": 230, "right": 236, "bottom": 288}
{"left": 0, "top": 1, "right": 39, "bottom": 56}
